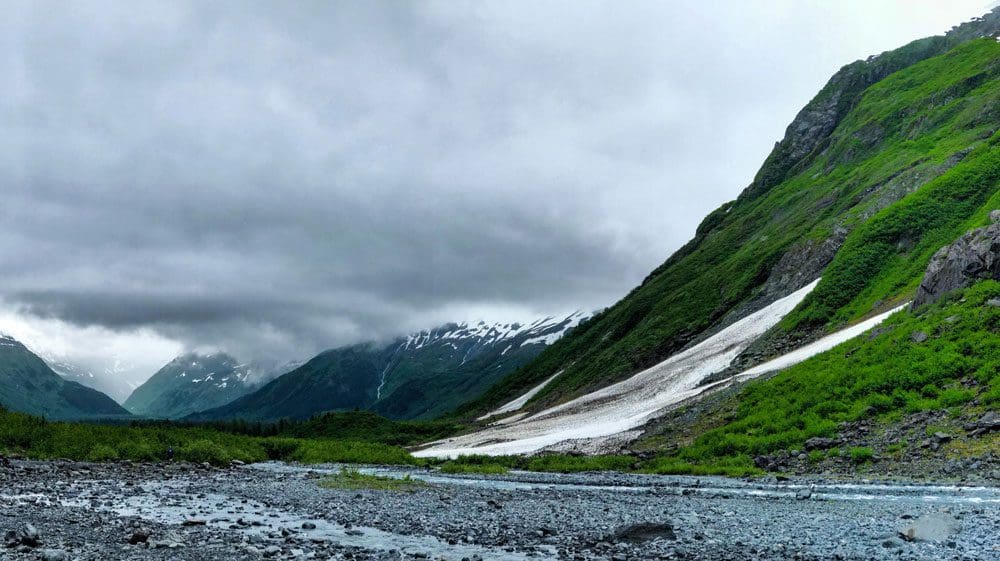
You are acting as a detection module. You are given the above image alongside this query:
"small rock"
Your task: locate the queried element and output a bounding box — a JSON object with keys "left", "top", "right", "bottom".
{"left": 804, "top": 437, "right": 840, "bottom": 451}
{"left": 301, "top": 522, "right": 317, "bottom": 530}
{"left": 611, "top": 522, "right": 676, "bottom": 542}
{"left": 910, "top": 331, "right": 928, "bottom": 343}
{"left": 128, "top": 530, "right": 150, "bottom": 545}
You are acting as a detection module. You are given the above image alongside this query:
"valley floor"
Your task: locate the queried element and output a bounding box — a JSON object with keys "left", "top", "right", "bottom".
{"left": 2, "top": 460, "right": 999, "bottom": 560}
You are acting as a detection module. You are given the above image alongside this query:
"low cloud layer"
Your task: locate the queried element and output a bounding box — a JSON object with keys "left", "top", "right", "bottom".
{"left": 0, "top": 1, "right": 990, "bottom": 381}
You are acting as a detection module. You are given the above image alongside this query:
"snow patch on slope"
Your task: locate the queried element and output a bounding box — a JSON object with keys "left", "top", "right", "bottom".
{"left": 417, "top": 282, "right": 908, "bottom": 459}
{"left": 416, "top": 281, "right": 821, "bottom": 458}
{"left": 478, "top": 370, "right": 563, "bottom": 420}
{"left": 736, "top": 303, "right": 908, "bottom": 381}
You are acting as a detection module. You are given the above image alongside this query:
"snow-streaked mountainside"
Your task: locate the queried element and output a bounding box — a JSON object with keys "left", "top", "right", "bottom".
{"left": 437, "top": 12, "right": 1000, "bottom": 460}
{"left": 189, "top": 312, "right": 590, "bottom": 422}
{"left": 45, "top": 358, "right": 137, "bottom": 404}
{"left": 0, "top": 334, "right": 130, "bottom": 419}
{"left": 417, "top": 284, "right": 906, "bottom": 457}
{"left": 123, "top": 352, "right": 298, "bottom": 419}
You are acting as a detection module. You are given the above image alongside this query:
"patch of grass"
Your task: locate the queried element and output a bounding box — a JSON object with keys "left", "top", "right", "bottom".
{"left": 640, "top": 456, "right": 762, "bottom": 477}
{"left": 646, "top": 282, "right": 1000, "bottom": 471}
{"left": 318, "top": 468, "right": 428, "bottom": 492}
{"left": 439, "top": 462, "right": 509, "bottom": 475}
{"left": 849, "top": 447, "right": 875, "bottom": 463}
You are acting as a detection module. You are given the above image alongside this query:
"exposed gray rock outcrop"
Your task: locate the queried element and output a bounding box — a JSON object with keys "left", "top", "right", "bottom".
{"left": 912, "top": 214, "right": 1000, "bottom": 308}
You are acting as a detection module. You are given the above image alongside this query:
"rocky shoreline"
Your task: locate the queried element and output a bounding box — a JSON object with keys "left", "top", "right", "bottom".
{"left": 3, "top": 459, "right": 1000, "bottom": 560}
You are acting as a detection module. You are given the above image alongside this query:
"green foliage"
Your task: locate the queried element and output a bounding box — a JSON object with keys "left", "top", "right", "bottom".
{"left": 656, "top": 282, "right": 1000, "bottom": 470}
{"left": 132, "top": 410, "right": 462, "bottom": 447}
{"left": 850, "top": 447, "right": 874, "bottom": 463}
{"left": 86, "top": 444, "right": 120, "bottom": 462}
{"left": 439, "top": 462, "right": 509, "bottom": 475}
{"left": 318, "top": 468, "right": 428, "bottom": 491}
{"left": 0, "top": 407, "right": 417, "bottom": 466}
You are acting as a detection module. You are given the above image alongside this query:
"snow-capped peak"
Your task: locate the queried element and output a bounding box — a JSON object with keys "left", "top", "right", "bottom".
{"left": 401, "top": 311, "right": 590, "bottom": 351}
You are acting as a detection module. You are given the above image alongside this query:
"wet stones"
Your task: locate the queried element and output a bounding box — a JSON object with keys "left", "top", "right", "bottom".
{"left": 611, "top": 522, "right": 677, "bottom": 543}
{"left": 37, "top": 549, "right": 69, "bottom": 561}
{"left": 128, "top": 529, "right": 150, "bottom": 545}
{"left": 898, "top": 512, "right": 962, "bottom": 542}
{"left": 4, "top": 523, "right": 41, "bottom": 549}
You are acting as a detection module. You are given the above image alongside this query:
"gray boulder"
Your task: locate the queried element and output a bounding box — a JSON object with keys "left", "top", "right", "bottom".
{"left": 912, "top": 217, "right": 1000, "bottom": 308}
{"left": 804, "top": 437, "right": 841, "bottom": 451}
{"left": 964, "top": 411, "right": 1000, "bottom": 436}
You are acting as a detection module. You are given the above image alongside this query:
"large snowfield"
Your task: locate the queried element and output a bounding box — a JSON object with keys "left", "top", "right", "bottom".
{"left": 416, "top": 281, "right": 906, "bottom": 458}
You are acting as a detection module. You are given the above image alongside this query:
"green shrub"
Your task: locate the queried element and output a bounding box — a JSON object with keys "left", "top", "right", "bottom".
{"left": 86, "top": 444, "right": 120, "bottom": 462}
{"left": 850, "top": 447, "right": 874, "bottom": 463}
{"left": 178, "top": 439, "right": 233, "bottom": 465}
{"left": 439, "top": 462, "right": 509, "bottom": 474}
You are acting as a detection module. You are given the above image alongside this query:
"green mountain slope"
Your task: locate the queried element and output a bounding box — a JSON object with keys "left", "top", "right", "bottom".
{"left": 634, "top": 280, "right": 1000, "bottom": 476}
{"left": 463, "top": 12, "right": 1000, "bottom": 418}
{"left": 0, "top": 335, "right": 130, "bottom": 420}
{"left": 124, "top": 353, "right": 257, "bottom": 419}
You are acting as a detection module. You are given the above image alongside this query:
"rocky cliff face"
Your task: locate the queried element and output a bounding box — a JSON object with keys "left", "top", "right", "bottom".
{"left": 742, "top": 8, "right": 1000, "bottom": 202}
{"left": 913, "top": 211, "right": 1000, "bottom": 308}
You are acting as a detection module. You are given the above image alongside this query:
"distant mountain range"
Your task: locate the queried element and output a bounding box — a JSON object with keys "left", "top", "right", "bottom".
{"left": 45, "top": 358, "right": 137, "bottom": 403}
{"left": 188, "top": 312, "right": 589, "bottom": 422}
{"left": 0, "top": 312, "right": 587, "bottom": 422}
{"left": 123, "top": 353, "right": 298, "bottom": 418}
{"left": 0, "top": 335, "right": 129, "bottom": 419}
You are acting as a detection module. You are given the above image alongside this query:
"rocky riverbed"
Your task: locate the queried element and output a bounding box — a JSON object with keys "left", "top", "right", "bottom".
{"left": 2, "top": 459, "right": 1000, "bottom": 560}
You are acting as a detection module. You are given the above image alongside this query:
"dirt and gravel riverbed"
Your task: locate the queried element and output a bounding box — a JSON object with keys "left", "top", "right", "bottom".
{"left": 2, "top": 459, "right": 999, "bottom": 560}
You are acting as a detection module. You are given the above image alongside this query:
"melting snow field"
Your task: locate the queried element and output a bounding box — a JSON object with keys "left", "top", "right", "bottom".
{"left": 479, "top": 371, "right": 563, "bottom": 420}
{"left": 416, "top": 281, "right": 907, "bottom": 458}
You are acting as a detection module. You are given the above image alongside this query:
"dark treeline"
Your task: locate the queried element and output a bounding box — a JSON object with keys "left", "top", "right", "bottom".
{"left": 125, "top": 410, "right": 462, "bottom": 447}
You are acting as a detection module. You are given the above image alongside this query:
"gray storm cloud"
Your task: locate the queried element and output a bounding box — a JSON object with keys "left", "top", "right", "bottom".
{"left": 0, "top": 0, "right": 989, "bottom": 369}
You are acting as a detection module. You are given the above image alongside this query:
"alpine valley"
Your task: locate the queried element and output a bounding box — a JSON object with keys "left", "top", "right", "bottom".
{"left": 8, "top": 7, "right": 1000, "bottom": 561}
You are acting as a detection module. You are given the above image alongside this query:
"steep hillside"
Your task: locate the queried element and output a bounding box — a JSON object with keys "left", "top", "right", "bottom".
{"left": 464, "top": 11, "right": 1000, "bottom": 418}
{"left": 0, "top": 335, "right": 130, "bottom": 419}
{"left": 124, "top": 352, "right": 266, "bottom": 419}
{"left": 190, "top": 313, "right": 587, "bottom": 422}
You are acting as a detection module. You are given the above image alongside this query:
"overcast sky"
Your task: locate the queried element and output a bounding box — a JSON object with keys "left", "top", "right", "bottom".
{"left": 0, "top": 0, "right": 993, "bottom": 386}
